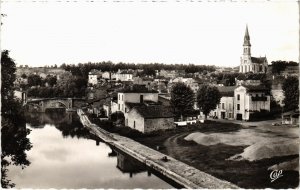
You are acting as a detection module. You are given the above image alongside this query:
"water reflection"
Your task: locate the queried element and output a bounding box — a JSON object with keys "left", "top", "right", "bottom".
{"left": 1, "top": 117, "right": 32, "bottom": 188}
{"left": 4, "top": 112, "right": 175, "bottom": 189}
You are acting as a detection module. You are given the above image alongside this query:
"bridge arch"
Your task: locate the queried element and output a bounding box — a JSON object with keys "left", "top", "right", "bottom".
{"left": 26, "top": 98, "right": 73, "bottom": 112}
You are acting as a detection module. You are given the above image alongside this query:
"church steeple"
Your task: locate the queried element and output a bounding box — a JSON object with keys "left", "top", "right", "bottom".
{"left": 243, "top": 25, "right": 251, "bottom": 46}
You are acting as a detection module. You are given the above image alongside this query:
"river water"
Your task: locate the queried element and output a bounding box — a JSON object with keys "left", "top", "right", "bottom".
{"left": 3, "top": 111, "right": 175, "bottom": 189}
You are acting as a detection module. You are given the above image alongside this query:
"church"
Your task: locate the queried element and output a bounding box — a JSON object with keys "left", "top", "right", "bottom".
{"left": 239, "top": 26, "right": 268, "bottom": 73}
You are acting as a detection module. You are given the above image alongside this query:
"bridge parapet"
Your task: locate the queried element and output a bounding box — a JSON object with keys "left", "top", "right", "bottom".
{"left": 26, "top": 98, "right": 73, "bottom": 112}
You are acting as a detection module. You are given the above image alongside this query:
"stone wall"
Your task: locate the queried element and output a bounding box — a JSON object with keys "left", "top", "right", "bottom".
{"left": 144, "top": 117, "right": 175, "bottom": 133}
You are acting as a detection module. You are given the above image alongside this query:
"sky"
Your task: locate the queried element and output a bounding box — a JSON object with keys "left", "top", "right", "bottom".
{"left": 0, "top": 0, "right": 299, "bottom": 67}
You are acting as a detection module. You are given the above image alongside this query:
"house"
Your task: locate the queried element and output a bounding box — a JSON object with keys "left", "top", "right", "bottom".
{"left": 103, "top": 96, "right": 118, "bottom": 117}
{"left": 117, "top": 85, "right": 159, "bottom": 114}
{"left": 210, "top": 86, "right": 235, "bottom": 119}
{"left": 126, "top": 104, "right": 175, "bottom": 133}
{"left": 116, "top": 70, "right": 133, "bottom": 82}
{"left": 235, "top": 74, "right": 264, "bottom": 86}
{"left": 88, "top": 69, "right": 102, "bottom": 85}
{"left": 282, "top": 110, "right": 299, "bottom": 125}
{"left": 234, "top": 85, "right": 271, "bottom": 121}
{"left": 102, "top": 71, "right": 111, "bottom": 79}
{"left": 239, "top": 26, "right": 268, "bottom": 73}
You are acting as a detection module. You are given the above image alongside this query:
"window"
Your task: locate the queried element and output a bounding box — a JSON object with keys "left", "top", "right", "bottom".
{"left": 133, "top": 121, "right": 136, "bottom": 129}
{"left": 118, "top": 94, "right": 120, "bottom": 100}
{"left": 122, "top": 95, "right": 123, "bottom": 101}
{"left": 237, "top": 94, "right": 240, "bottom": 100}
{"left": 118, "top": 104, "right": 120, "bottom": 110}
{"left": 222, "top": 103, "right": 225, "bottom": 109}
{"left": 237, "top": 104, "right": 240, "bottom": 111}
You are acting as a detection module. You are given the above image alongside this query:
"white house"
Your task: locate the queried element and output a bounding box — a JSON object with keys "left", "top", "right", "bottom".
{"left": 210, "top": 86, "right": 235, "bottom": 119}
{"left": 117, "top": 86, "right": 159, "bottom": 114}
{"left": 234, "top": 85, "right": 270, "bottom": 120}
{"left": 116, "top": 70, "right": 133, "bottom": 82}
{"left": 88, "top": 70, "right": 102, "bottom": 85}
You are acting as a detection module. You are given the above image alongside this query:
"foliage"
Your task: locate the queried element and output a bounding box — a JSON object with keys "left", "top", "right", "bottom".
{"left": 282, "top": 76, "right": 299, "bottom": 111}
{"left": 27, "top": 76, "right": 87, "bottom": 98}
{"left": 170, "top": 82, "right": 195, "bottom": 117}
{"left": 27, "top": 74, "right": 43, "bottom": 87}
{"left": 1, "top": 50, "right": 31, "bottom": 187}
{"left": 110, "top": 111, "right": 125, "bottom": 123}
{"left": 271, "top": 60, "right": 299, "bottom": 75}
{"left": 21, "top": 73, "right": 27, "bottom": 79}
{"left": 61, "top": 61, "right": 216, "bottom": 78}
{"left": 1, "top": 50, "right": 24, "bottom": 118}
{"left": 196, "top": 85, "right": 221, "bottom": 118}
{"left": 211, "top": 73, "right": 239, "bottom": 86}
{"left": 45, "top": 75, "right": 57, "bottom": 87}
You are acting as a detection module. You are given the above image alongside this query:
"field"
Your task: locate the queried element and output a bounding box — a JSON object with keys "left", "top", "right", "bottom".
{"left": 134, "top": 121, "right": 299, "bottom": 188}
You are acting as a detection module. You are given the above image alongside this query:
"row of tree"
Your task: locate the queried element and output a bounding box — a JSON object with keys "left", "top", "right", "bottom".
{"left": 27, "top": 76, "right": 87, "bottom": 98}
{"left": 21, "top": 74, "right": 57, "bottom": 88}
{"left": 271, "top": 60, "right": 298, "bottom": 75}
{"left": 170, "top": 82, "right": 221, "bottom": 119}
{"left": 61, "top": 62, "right": 216, "bottom": 78}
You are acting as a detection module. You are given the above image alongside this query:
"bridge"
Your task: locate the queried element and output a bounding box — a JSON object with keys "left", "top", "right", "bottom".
{"left": 26, "top": 98, "right": 84, "bottom": 112}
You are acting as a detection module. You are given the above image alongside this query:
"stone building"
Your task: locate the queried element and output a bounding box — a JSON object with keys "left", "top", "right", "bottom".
{"left": 126, "top": 104, "right": 175, "bottom": 133}
{"left": 239, "top": 26, "right": 268, "bottom": 73}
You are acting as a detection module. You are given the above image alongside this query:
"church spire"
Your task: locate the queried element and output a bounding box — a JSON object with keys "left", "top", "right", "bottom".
{"left": 243, "top": 25, "right": 251, "bottom": 46}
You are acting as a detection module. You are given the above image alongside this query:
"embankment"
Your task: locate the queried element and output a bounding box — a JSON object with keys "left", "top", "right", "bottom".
{"left": 77, "top": 109, "right": 238, "bottom": 189}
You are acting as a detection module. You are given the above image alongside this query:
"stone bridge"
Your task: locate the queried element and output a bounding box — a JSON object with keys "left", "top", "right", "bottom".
{"left": 26, "top": 98, "right": 74, "bottom": 112}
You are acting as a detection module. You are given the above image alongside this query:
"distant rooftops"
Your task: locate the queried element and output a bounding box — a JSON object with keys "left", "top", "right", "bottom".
{"left": 119, "top": 84, "right": 158, "bottom": 93}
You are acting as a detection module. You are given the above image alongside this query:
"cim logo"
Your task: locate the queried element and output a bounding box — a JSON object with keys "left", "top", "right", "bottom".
{"left": 270, "top": 170, "right": 283, "bottom": 183}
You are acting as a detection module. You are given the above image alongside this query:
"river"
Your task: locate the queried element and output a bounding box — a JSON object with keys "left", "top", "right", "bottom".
{"left": 2, "top": 111, "right": 177, "bottom": 189}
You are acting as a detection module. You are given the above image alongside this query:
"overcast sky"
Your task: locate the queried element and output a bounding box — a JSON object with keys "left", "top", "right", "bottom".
{"left": 1, "top": 1, "right": 298, "bottom": 67}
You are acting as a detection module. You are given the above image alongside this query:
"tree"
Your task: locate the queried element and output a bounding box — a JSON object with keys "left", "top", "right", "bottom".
{"left": 45, "top": 75, "right": 57, "bottom": 87}
{"left": 21, "top": 73, "right": 27, "bottom": 79}
{"left": 196, "top": 85, "right": 221, "bottom": 119}
{"left": 282, "top": 76, "right": 299, "bottom": 111}
{"left": 170, "top": 82, "right": 195, "bottom": 119}
{"left": 271, "top": 61, "right": 287, "bottom": 74}
{"left": 27, "top": 74, "right": 43, "bottom": 87}
{"left": 1, "top": 50, "right": 18, "bottom": 116}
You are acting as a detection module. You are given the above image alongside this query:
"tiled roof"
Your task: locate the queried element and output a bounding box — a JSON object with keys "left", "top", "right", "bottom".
{"left": 131, "top": 105, "right": 174, "bottom": 119}
{"left": 251, "top": 57, "right": 267, "bottom": 64}
{"left": 216, "top": 86, "right": 235, "bottom": 97}
{"left": 242, "top": 85, "right": 269, "bottom": 92}
{"left": 119, "top": 85, "right": 158, "bottom": 93}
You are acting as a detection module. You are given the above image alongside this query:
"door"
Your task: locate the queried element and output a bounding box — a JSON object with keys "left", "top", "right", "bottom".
{"left": 221, "top": 112, "right": 225, "bottom": 119}
{"left": 236, "top": 113, "right": 243, "bottom": 120}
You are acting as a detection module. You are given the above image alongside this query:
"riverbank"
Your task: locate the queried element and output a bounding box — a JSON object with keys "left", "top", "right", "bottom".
{"left": 77, "top": 109, "right": 238, "bottom": 189}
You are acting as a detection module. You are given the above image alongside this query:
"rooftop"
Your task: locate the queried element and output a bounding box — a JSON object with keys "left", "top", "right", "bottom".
{"left": 216, "top": 86, "right": 235, "bottom": 97}
{"left": 132, "top": 105, "right": 174, "bottom": 119}
{"left": 251, "top": 57, "right": 267, "bottom": 64}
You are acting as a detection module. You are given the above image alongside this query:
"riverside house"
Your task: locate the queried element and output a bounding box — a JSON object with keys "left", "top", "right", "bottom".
{"left": 126, "top": 104, "right": 175, "bottom": 133}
